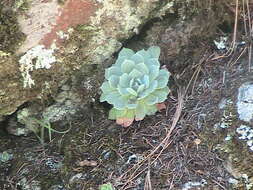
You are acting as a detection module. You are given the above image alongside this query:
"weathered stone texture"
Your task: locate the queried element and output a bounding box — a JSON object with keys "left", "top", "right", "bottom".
{"left": 0, "top": 0, "right": 174, "bottom": 118}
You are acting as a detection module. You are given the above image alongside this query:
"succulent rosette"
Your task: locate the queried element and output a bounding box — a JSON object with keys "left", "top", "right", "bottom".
{"left": 100, "top": 46, "right": 170, "bottom": 127}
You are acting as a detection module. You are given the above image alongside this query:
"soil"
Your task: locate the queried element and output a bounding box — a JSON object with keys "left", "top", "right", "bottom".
{"left": 1, "top": 36, "right": 249, "bottom": 190}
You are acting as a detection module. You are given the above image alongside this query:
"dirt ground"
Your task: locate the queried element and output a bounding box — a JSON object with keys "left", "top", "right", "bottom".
{"left": 1, "top": 37, "right": 250, "bottom": 190}
{"left": 1, "top": 1, "right": 253, "bottom": 190}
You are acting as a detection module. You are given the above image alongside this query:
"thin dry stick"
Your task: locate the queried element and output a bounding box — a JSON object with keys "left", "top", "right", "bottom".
{"left": 191, "top": 64, "right": 202, "bottom": 95}
{"left": 243, "top": 0, "right": 248, "bottom": 37}
{"left": 120, "top": 89, "right": 184, "bottom": 190}
{"left": 231, "top": 0, "right": 252, "bottom": 69}
{"left": 185, "top": 67, "right": 200, "bottom": 94}
{"left": 144, "top": 164, "right": 152, "bottom": 190}
{"left": 241, "top": 0, "right": 250, "bottom": 69}
{"left": 231, "top": 46, "right": 247, "bottom": 66}
{"left": 246, "top": 0, "right": 252, "bottom": 71}
{"left": 186, "top": 52, "right": 214, "bottom": 95}
{"left": 211, "top": 0, "right": 239, "bottom": 61}
{"left": 232, "top": 0, "right": 239, "bottom": 51}
{"left": 248, "top": 42, "right": 252, "bottom": 71}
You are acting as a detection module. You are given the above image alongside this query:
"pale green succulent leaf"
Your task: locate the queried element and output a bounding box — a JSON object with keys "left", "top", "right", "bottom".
{"left": 105, "top": 66, "right": 121, "bottom": 79}
{"left": 129, "top": 68, "right": 143, "bottom": 78}
{"left": 118, "top": 86, "right": 129, "bottom": 96}
{"left": 108, "top": 75, "right": 119, "bottom": 88}
{"left": 158, "top": 69, "right": 170, "bottom": 78}
{"left": 116, "top": 109, "right": 128, "bottom": 118}
{"left": 119, "top": 48, "right": 135, "bottom": 58}
{"left": 149, "top": 65, "right": 159, "bottom": 81}
{"left": 149, "top": 65, "right": 160, "bottom": 81}
{"left": 135, "top": 102, "right": 146, "bottom": 119}
{"left": 157, "top": 91, "right": 168, "bottom": 102}
{"left": 113, "top": 97, "right": 127, "bottom": 110}
{"left": 125, "top": 109, "right": 135, "bottom": 119}
{"left": 157, "top": 70, "right": 170, "bottom": 89}
{"left": 105, "top": 92, "right": 127, "bottom": 110}
{"left": 147, "top": 46, "right": 160, "bottom": 58}
{"left": 136, "top": 50, "right": 150, "bottom": 61}
{"left": 145, "top": 94, "right": 159, "bottom": 105}
{"left": 121, "top": 60, "right": 135, "bottom": 73}
{"left": 138, "top": 80, "right": 158, "bottom": 99}
{"left": 157, "top": 77, "right": 169, "bottom": 89}
{"left": 105, "top": 91, "right": 121, "bottom": 103}
{"left": 147, "top": 80, "right": 158, "bottom": 93}
{"left": 135, "top": 62, "right": 149, "bottom": 75}
{"left": 108, "top": 108, "right": 117, "bottom": 120}
{"left": 129, "top": 78, "right": 134, "bottom": 88}
{"left": 115, "top": 56, "right": 127, "bottom": 66}
{"left": 137, "top": 84, "right": 145, "bottom": 93}
{"left": 119, "top": 73, "right": 131, "bottom": 88}
{"left": 152, "top": 86, "right": 170, "bottom": 102}
{"left": 109, "top": 108, "right": 128, "bottom": 119}
{"left": 127, "top": 103, "right": 138, "bottom": 109}
{"left": 146, "top": 104, "right": 158, "bottom": 115}
{"left": 141, "top": 75, "right": 149, "bottom": 88}
{"left": 100, "top": 81, "right": 115, "bottom": 94}
{"left": 147, "top": 58, "right": 160, "bottom": 66}
{"left": 127, "top": 88, "right": 138, "bottom": 96}
{"left": 130, "top": 53, "right": 144, "bottom": 64}
{"left": 100, "top": 93, "right": 107, "bottom": 102}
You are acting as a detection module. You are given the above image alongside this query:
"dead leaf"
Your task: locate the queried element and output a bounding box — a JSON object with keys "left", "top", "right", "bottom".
{"left": 194, "top": 138, "right": 201, "bottom": 145}
{"left": 116, "top": 118, "right": 134, "bottom": 127}
{"left": 77, "top": 160, "right": 97, "bottom": 167}
{"left": 156, "top": 102, "right": 166, "bottom": 111}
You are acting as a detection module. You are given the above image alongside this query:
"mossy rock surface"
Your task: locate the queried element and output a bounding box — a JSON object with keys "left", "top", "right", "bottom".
{"left": 0, "top": 0, "right": 175, "bottom": 119}
{"left": 0, "top": 3, "right": 25, "bottom": 52}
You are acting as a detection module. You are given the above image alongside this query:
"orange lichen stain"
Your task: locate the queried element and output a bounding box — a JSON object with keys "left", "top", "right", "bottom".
{"left": 41, "top": 0, "right": 96, "bottom": 47}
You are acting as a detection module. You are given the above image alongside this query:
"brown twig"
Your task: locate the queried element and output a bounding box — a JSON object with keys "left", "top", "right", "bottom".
{"left": 120, "top": 88, "right": 185, "bottom": 189}
{"left": 246, "top": 0, "right": 252, "bottom": 71}
{"left": 211, "top": 0, "right": 239, "bottom": 61}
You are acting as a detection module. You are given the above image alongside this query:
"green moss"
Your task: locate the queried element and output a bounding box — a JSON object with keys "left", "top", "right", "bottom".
{"left": 13, "top": 0, "right": 30, "bottom": 12}
{"left": 0, "top": 3, "right": 25, "bottom": 52}
{"left": 61, "top": 24, "right": 98, "bottom": 67}
{"left": 66, "top": 24, "right": 98, "bottom": 50}
{"left": 201, "top": 98, "right": 253, "bottom": 186}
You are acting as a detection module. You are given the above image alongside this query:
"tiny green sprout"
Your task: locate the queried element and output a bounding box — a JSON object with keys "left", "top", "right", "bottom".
{"left": 0, "top": 151, "right": 13, "bottom": 163}
{"left": 99, "top": 183, "right": 115, "bottom": 190}
{"left": 100, "top": 46, "right": 170, "bottom": 127}
{"left": 30, "top": 117, "right": 70, "bottom": 144}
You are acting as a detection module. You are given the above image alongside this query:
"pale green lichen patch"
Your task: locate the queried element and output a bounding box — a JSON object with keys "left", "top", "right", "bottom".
{"left": 87, "top": 0, "right": 175, "bottom": 64}
{"left": 19, "top": 45, "right": 57, "bottom": 88}
{"left": 202, "top": 95, "right": 253, "bottom": 188}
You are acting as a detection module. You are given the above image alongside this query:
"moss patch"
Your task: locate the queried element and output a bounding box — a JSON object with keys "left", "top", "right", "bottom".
{"left": 0, "top": 3, "right": 25, "bottom": 52}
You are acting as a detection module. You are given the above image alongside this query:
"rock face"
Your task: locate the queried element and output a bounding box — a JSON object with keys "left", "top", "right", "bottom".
{"left": 237, "top": 82, "right": 253, "bottom": 123}
{"left": 0, "top": 0, "right": 173, "bottom": 120}
{"left": 198, "top": 59, "right": 253, "bottom": 188}
{"left": 18, "top": 0, "right": 95, "bottom": 53}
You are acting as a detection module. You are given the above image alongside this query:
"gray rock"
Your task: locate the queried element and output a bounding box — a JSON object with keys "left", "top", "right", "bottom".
{"left": 42, "top": 104, "right": 77, "bottom": 122}
{"left": 6, "top": 116, "right": 32, "bottom": 136}
{"left": 237, "top": 82, "right": 253, "bottom": 123}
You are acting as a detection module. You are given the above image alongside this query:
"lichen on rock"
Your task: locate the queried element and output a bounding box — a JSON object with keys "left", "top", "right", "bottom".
{"left": 19, "top": 45, "right": 57, "bottom": 88}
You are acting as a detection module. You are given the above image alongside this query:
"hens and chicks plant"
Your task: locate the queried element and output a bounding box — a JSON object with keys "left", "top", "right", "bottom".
{"left": 100, "top": 46, "right": 170, "bottom": 127}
